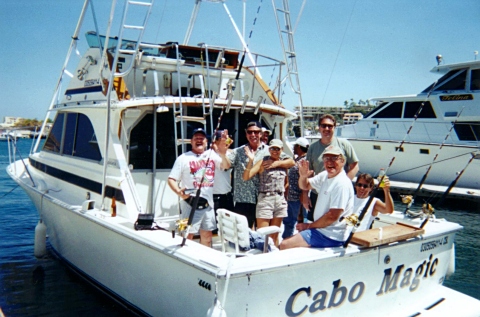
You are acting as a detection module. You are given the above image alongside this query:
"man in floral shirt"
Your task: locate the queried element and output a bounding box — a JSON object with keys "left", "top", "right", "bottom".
{"left": 229, "top": 121, "right": 294, "bottom": 228}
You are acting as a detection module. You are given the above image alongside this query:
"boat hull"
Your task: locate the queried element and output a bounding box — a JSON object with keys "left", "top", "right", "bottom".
{"left": 346, "top": 139, "right": 479, "bottom": 190}
{"left": 8, "top": 159, "right": 480, "bottom": 316}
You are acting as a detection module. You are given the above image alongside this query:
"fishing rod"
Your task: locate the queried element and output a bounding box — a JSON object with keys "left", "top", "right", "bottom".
{"left": 404, "top": 106, "right": 466, "bottom": 215}
{"left": 344, "top": 83, "right": 439, "bottom": 248}
{"left": 180, "top": 52, "right": 246, "bottom": 247}
{"left": 419, "top": 152, "right": 477, "bottom": 229}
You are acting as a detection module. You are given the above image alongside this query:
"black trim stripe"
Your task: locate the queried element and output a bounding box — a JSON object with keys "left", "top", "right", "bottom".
{"left": 30, "top": 158, "right": 125, "bottom": 203}
{"left": 65, "top": 85, "right": 103, "bottom": 95}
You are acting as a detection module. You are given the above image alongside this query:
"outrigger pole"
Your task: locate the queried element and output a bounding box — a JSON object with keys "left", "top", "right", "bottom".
{"left": 404, "top": 106, "right": 466, "bottom": 214}
{"left": 420, "top": 152, "right": 477, "bottom": 228}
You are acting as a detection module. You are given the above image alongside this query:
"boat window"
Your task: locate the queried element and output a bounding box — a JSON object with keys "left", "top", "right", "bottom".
{"left": 422, "top": 69, "right": 462, "bottom": 93}
{"left": 470, "top": 69, "right": 480, "bottom": 91}
{"left": 43, "top": 113, "right": 65, "bottom": 153}
{"left": 43, "top": 112, "right": 101, "bottom": 161}
{"left": 433, "top": 69, "right": 467, "bottom": 92}
{"left": 454, "top": 122, "right": 480, "bottom": 141}
{"left": 404, "top": 101, "right": 436, "bottom": 118}
{"left": 363, "top": 102, "right": 387, "bottom": 118}
{"left": 372, "top": 102, "right": 403, "bottom": 119}
{"left": 129, "top": 109, "right": 176, "bottom": 170}
{"left": 74, "top": 114, "right": 102, "bottom": 161}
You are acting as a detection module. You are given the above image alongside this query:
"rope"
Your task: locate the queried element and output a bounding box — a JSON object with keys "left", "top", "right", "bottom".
{"left": 0, "top": 185, "right": 19, "bottom": 199}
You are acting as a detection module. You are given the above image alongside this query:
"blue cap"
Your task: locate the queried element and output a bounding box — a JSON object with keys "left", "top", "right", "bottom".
{"left": 192, "top": 128, "right": 207, "bottom": 137}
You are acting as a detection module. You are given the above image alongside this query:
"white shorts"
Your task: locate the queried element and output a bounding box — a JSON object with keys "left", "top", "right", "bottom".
{"left": 180, "top": 200, "right": 217, "bottom": 233}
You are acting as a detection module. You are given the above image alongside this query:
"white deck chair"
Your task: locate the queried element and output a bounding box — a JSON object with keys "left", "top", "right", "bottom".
{"left": 217, "top": 208, "right": 281, "bottom": 255}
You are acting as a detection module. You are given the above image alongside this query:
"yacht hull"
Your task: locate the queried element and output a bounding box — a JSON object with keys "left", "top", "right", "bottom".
{"left": 8, "top": 159, "right": 480, "bottom": 317}
{"left": 347, "top": 139, "right": 479, "bottom": 190}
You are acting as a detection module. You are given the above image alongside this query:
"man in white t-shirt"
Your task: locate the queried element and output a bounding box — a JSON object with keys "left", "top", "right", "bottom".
{"left": 280, "top": 145, "right": 354, "bottom": 249}
{"left": 168, "top": 128, "right": 231, "bottom": 247}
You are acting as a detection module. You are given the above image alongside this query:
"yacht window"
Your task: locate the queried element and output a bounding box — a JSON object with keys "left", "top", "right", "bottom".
{"left": 364, "top": 102, "right": 387, "bottom": 118}
{"left": 404, "top": 101, "right": 436, "bottom": 118}
{"left": 470, "top": 69, "right": 480, "bottom": 90}
{"left": 74, "top": 114, "right": 102, "bottom": 161}
{"left": 373, "top": 145, "right": 381, "bottom": 150}
{"left": 42, "top": 113, "right": 102, "bottom": 161}
{"left": 43, "top": 113, "right": 65, "bottom": 153}
{"left": 454, "top": 122, "right": 480, "bottom": 141}
{"left": 420, "top": 149, "right": 429, "bottom": 154}
{"left": 129, "top": 109, "right": 176, "bottom": 170}
{"left": 422, "top": 69, "right": 462, "bottom": 93}
{"left": 433, "top": 69, "right": 467, "bottom": 92}
{"left": 372, "top": 102, "right": 403, "bottom": 119}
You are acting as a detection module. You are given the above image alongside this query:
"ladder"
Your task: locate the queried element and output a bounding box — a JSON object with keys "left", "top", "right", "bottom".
{"left": 272, "top": 0, "right": 306, "bottom": 136}
{"left": 172, "top": 45, "right": 222, "bottom": 157}
{"left": 114, "top": 0, "right": 154, "bottom": 78}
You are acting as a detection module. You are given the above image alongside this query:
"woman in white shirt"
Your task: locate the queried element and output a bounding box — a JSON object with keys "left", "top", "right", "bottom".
{"left": 354, "top": 173, "right": 394, "bottom": 231}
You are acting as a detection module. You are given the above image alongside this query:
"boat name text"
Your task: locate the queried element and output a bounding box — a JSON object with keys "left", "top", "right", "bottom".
{"left": 439, "top": 94, "right": 473, "bottom": 101}
{"left": 285, "top": 279, "right": 365, "bottom": 316}
{"left": 85, "top": 79, "right": 100, "bottom": 87}
{"left": 377, "top": 254, "right": 438, "bottom": 295}
{"left": 420, "top": 236, "right": 448, "bottom": 252}
{"left": 285, "top": 253, "right": 439, "bottom": 316}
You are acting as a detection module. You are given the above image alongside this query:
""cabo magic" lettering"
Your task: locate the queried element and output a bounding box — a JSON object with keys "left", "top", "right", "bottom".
{"left": 284, "top": 254, "right": 439, "bottom": 316}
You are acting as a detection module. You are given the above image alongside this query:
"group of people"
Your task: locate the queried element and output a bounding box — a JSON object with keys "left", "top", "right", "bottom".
{"left": 168, "top": 114, "right": 394, "bottom": 250}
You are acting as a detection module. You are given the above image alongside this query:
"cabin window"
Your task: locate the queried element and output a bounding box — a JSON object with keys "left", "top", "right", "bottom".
{"left": 129, "top": 109, "right": 176, "bottom": 170}
{"left": 44, "top": 113, "right": 65, "bottom": 153}
{"left": 43, "top": 112, "right": 102, "bottom": 161}
{"left": 395, "top": 146, "right": 404, "bottom": 152}
{"left": 404, "top": 101, "right": 436, "bottom": 118}
{"left": 420, "top": 149, "right": 429, "bottom": 154}
{"left": 372, "top": 102, "right": 403, "bottom": 119}
{"left": 373, "top": 145, "right": 381, "bottom": 150}
{"left": 454, "top": 122, "right": 480, "bottom": 141}
{"left": 470, "top": 69, "right": 480, "bottom": 91}
{"left": 434, "top": 69, "right": 467, "bottom": 91}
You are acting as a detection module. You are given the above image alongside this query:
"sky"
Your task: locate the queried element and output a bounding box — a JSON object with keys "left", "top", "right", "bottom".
{"left": 0, "top": 0, "right": 478, "bottom": 121}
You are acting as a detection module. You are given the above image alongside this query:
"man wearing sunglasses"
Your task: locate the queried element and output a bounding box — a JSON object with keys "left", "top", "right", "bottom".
{"left": 229, "top": 121, "right": 294, "bottom": 228}
{"left": 303, "top": 114, "right": 359, "bottom": 221}
{"left": 280, "top": 145, "right": 354, "bottom": 250}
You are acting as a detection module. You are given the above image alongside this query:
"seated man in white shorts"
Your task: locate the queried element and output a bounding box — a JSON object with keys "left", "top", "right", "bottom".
{"left": 280, "top": 145, "right": 354, "bottom": 249}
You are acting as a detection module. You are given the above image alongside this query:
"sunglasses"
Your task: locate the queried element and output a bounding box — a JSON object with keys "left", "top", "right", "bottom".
{"left": 320, "top": 123, "right": 334, "bottom": 129}
{"left": 246, "top": 130, "right": 261, "bottom": 135}
{"left": 355, "top": 183, "right": 370, "bottom": 189}
{"left": 269, "top": 147, "right": 281, "bottom": 151}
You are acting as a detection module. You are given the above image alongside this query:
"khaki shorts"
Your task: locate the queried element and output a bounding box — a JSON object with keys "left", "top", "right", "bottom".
{"left": 256, "top": 192, "right": 288, "bottom": 219}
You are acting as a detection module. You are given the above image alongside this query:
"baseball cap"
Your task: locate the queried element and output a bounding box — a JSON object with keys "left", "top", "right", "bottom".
{"left": 192, "top": 128, "right": 207, "bottom": 137}
{"left": 321, "top": 145, "right": 344, "bottom": 157}
{"left": 262, "top": 127, "right": 272, "bottom": 134}
{"left": 215, "top": 129, "right": 226, "bottom": 139}
{"left": 246, "top": 121, "right": 262, "bottom": 129}
{"left": 269, "top": 139, "right": 283, "bottom": 148}
{"left": 294, "top": 137, "right": 309, "bottom": 148}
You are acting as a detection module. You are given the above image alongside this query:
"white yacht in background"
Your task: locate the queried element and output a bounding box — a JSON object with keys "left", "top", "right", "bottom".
{"left": 337, "top": 58, "right": 480, "bottom": 199}
{"left": 6, "top": 1, "right": 480, "bottom": 316}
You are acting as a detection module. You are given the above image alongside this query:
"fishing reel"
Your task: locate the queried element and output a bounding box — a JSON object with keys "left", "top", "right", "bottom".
{"left": 170, "top": 219, "right": 188, "bottom": 238}
{"left": 422, "top": 203, "right": 435, "bottom": 216}
{"left": 401, "top": 195, "right": 414, "bottom": 209}
{"left": 343, "top": 214, "right": 359, "bottom": 227}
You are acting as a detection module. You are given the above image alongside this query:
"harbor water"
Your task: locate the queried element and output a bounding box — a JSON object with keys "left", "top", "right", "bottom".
{"left": 1, "top": 140, "right": 479, "bottom": 316}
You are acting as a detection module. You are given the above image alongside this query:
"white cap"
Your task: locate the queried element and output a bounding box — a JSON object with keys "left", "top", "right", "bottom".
{"left": 294, "top": 137, "right": 310, "bottom": 148}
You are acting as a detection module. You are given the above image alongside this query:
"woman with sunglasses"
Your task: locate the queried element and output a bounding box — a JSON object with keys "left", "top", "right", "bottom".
{"left": 354, "top": 173, "right": 394, "bottom": 231}
{"left": 243, "top": 139, "right": 289, "bottom": 246}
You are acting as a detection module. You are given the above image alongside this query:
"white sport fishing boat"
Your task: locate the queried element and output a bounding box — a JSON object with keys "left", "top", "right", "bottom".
{"left": 6, "top": 1, "right": 480, "bottom": 316}
{"left": 336, "top": 58, "right": 480, "bottom": 200}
